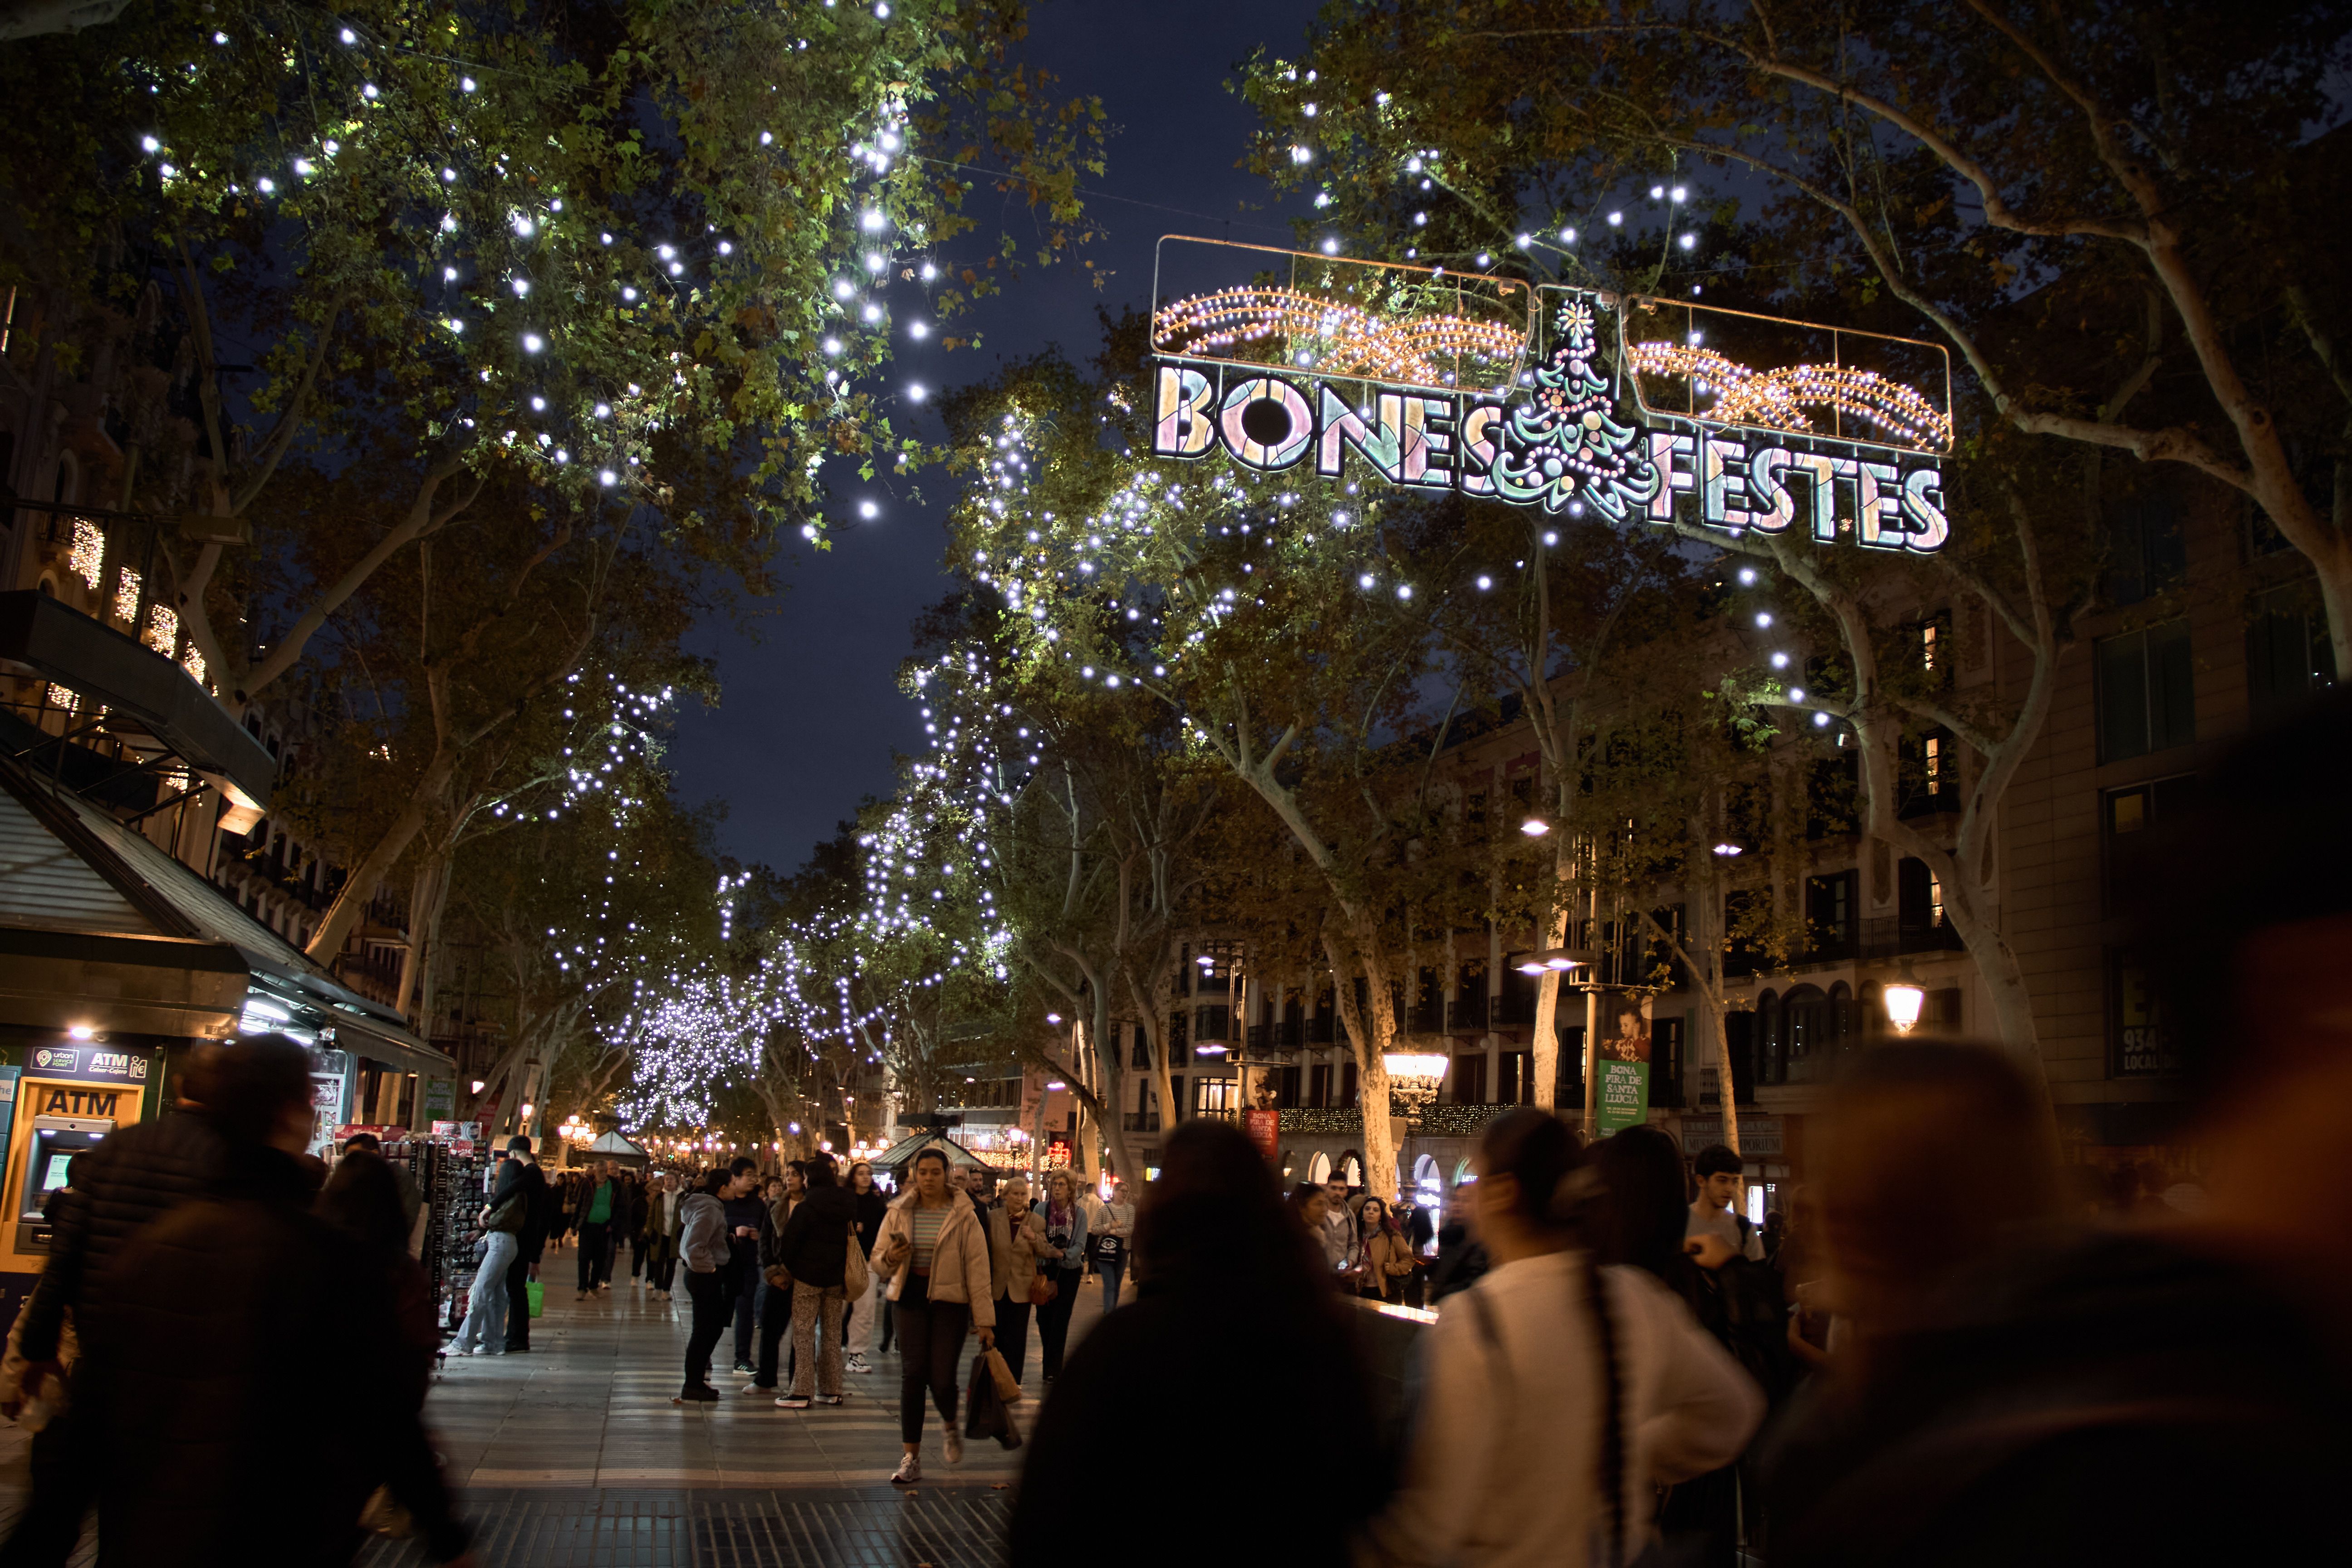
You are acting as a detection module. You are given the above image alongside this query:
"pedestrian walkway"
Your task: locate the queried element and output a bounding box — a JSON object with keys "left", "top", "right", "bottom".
{"left": 0, "top": 1259, "right": 1126, "bottom": 1566}
{"left": 424, "top": 1269, "right": 1056, "bottom": 1490}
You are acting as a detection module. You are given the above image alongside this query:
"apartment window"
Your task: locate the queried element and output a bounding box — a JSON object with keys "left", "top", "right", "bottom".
{"left": 2102, "top": 775, "right": 2195, "bottom": 913}
{"left": 1652, "top": 1016, "right": 1684, "bottom": 1106}
{"left": 1450, "top": 1054, "right": 1488, "bottom": 1105}
{"left": 1308, "top": 1063, "right": 1332, "bottom": 1108}
{"left": 1897, "top": 857, "right": 1946, "bottom": 935}
{"left": 1496, "top": 1049, "right": 1533, "bottom": 1106}
{"left": 1131, "top": 1026, "right": 1150, "bottom": 1069}
{"left": 1806, "top": 753, "right": 1858, "bottom": 840}
{"left": 1191, "top": 1076, "right": 1235, "bottom": 1120}
{"left": 1723, "top": 888, "right": 1765, "bottom": 978}
{"left": 1804, "top": 871, "right": 1857, "bottom": 961}
{"left": 2103, "top": 489, "right": 2186, "bottom": 607}
{"left": 2246, "top": 584, "right": 2336, "bottom": 721}
{"left": 1275, "top": 1064, "right": 1301, "bottom": 1108}
{"left": 2097, "top": 620, "right": 2194, "bottom": 763}
{"left": 1916, "top": 610, "right": 1953, "bottom": 687}
{"left": 1340, "top": 1060, "right": 1358, "bottom": 1106}
{"left": 1194, "top": 1004, "right": 1231, "bottom": 1044}
{"left": 1901, "top": 729, "right": 1959, "bottom": 816}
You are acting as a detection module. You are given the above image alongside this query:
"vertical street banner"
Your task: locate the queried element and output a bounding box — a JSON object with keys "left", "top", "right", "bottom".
{"left": 1242, "top": 1106, "right": 1281, "bottom": 1166}
{"left": 1595, "top": 995, "right": 1654, "bottom": 1137}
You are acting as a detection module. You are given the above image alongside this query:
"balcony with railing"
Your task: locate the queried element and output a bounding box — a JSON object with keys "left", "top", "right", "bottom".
{"left": 1247, "top": 1019, "right": 1304, "bottom": 1052}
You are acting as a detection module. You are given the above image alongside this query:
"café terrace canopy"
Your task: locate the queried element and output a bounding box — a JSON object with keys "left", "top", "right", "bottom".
{"left": 0, "top": 751, "right": 447, "bottom": 1075}
{"left": 868, "top": 1131, "right": 989, "bottom": 1178}
{"left": 582, "top": 1131, "right": 651, "bottom": 1167}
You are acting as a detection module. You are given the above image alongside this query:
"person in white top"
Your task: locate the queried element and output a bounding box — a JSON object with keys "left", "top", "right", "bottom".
{"left": 1685, "top": 1144, "right": 1766, "bottom": 1263}
{"left": 1365, "top": 1109, "right": 1764, "bottom": 1568}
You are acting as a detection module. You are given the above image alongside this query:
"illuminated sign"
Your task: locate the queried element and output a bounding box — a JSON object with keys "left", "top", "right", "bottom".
{"left": 28, "top": 1045, "right": 152, "bottom": 1085}
{"left": 1148, "top": 238, "right": 1950, "bottom": 554}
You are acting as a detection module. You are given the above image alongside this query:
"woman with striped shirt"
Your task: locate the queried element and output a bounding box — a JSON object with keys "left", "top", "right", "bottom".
{"left": 872, "top": 1147, "right": 996, "bottom": 1484}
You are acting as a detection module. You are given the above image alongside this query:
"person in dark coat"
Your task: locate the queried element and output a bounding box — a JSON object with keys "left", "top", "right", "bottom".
{"left": 773, "top": 1152, "right": 856, "bottom": 1407}
{"left": 722, "top": 1156, "right": 767, "bottom": 1373}
{"left": 3, "top": 1047, "right": 231, "bottom": 1567}
{"left": 317, "top": 1150, "right": 470, "bottom": 1561}
{"left": 500, "top": 1137, "right": 552, "bottom": 1353}
{"left": 1009, "top": 1121, "right": 1387, "bottom": 1567}
{"left": 79, "top": 1034, "right": 475, "bottom": 1568}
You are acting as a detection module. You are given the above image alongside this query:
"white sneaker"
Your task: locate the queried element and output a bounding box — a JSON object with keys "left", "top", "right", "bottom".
{"left": 943, "top": 1427, "right": 963, "bottom": 1465}
{"left": 845, "top": 1353, "right": 871, "bottom": 1374}
{"left": 891, "top": 1454, "right": 921, "bottom": 1485}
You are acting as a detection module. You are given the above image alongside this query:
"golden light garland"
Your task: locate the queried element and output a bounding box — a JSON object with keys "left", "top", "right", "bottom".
{"left": 1153, "top": 287, "right": 1525, "bottom": 389}
{"left": 1627, "top": 341, "right": 1952, "bottom": 451}
{"left": 67, "top": 519, "right": 104, "bottom": 593}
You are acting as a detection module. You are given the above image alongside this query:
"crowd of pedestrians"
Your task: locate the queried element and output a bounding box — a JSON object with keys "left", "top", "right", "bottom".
{"left": 0, "top": 693, "right": 2342, "bottom": 1564}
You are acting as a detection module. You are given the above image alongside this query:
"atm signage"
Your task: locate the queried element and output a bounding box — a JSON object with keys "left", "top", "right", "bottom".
{"left": 29, "top": 1046, "right": 152, "bottom": 1084}
{"left": 38, "top": 1088, "right": 121, "bottom": 1118}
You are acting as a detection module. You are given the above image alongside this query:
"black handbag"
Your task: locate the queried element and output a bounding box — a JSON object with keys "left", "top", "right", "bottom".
{"left": 964, "top": 1351, "right": 1023, "bottom": 1449}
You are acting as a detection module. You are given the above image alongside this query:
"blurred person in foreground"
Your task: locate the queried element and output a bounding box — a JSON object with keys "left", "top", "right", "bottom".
{"left": 1012, "top": 1122, "right": 1385, "bottom": 1567}
{"left": 317, "top": 1150, "right": 471, "bottom": 1560}
{"left": 80, "top": 1035, "right": 474, "bottom": 1567}
{"left": 3, "top": 1047, "right": 237, "bottom": 1567}
{"left": 1768, "top": 693, "right": 2352, "bottom": 1568}
{"left": 1592, "top": 1125, "right": 1792, "bottom": 1568}
{"left": 1362, "top": 1109, "right": 1762, "bottom": 1568}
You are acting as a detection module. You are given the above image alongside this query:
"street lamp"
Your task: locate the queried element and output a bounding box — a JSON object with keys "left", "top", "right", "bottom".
{"left": 1382, "top": 1051, "right": 1449, "bottom": 1128}
{"left": 1519, "top": 817, "right": 1550, "bottom": 837}
{"left": 1883, "top": 965, "right": 1926, "bottom": 1034}
{"left": 1513, "top": 946, "right": 1595, "bottom": 976}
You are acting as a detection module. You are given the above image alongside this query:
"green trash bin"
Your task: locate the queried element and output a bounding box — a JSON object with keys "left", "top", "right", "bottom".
{"left": 526, "top": 1279, "right": 545, "bottom": 1319}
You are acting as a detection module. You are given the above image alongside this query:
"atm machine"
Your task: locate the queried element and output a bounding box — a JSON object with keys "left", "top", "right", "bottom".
{"left": 0, "top": 1038, "right": 155, "bottom": 1307}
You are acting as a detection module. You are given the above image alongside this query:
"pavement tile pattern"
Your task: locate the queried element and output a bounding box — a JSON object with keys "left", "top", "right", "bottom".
{"left": 0, "top": 1245, "right": 1118, "bottom": 1565}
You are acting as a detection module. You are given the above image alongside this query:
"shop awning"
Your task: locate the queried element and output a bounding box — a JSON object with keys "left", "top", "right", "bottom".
{"left": 0, "top": 754, "right": 448, "bottom": 1072}
{"left": 0, "top": 590, "right": 274, "bottom": 813}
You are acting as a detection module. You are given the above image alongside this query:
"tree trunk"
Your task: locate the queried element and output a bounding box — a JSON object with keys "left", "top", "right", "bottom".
{"left": 308, "top": 746, "right": 454, "bottom": 963}
{"left": 1324, "top": 923, "right": 1398, "bottom": 1202}
{"left": 1529, "top": 902, "right": 1570, "bottom": 1112}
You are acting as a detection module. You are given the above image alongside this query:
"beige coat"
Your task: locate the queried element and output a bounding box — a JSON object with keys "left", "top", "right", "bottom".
{"left": 1362, "top": 1227, "right": 1417, "bottom": 1283}
{"left": 987, "top": 1205, "right": 1048, "bottom": 1302}
{"left": 874, "top": 1190, "right": 997, "bottom": 1328}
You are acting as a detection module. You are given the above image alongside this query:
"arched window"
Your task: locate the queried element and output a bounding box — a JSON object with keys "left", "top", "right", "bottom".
{"left": 1857, "top": 980, "right": 1884, "bottom": 1039}
{"left": 1413, "top": 1153, "right": 1441, "bottom": 1192}
{"left": 1307, "top": 1151, "right": 1331, "bottom": 1185}
{"left": 1827, "top": 982, "right": 1854, "bottom": 1049}
{"left": 1756, "top": 990, "right": 1783, "bottom": 1085}
{"left": 1784, "top": 985, "right": 1828, "bottom": 1078}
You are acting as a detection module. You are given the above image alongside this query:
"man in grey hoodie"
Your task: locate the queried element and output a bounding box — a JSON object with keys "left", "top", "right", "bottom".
{"left": 676, "top": 1165, "right": 755, "bottom": 1402}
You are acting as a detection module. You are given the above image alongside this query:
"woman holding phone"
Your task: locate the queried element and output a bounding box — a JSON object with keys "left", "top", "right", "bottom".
{"left": 871, "top": 1146, "right": 995, "bottom": 1484}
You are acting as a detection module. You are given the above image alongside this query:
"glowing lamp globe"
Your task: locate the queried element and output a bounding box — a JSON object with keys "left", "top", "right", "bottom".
{"left": 1883, "top": 982, "right": 1926, "bottom": 1034}
{"left": 1382, "top": 1052, "right": 1449, "bottom": 1093}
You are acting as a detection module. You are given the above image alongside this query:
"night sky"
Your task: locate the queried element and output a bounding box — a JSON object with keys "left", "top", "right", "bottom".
{"left": 666, "top": 0, "right": 1326, "bottom": 876}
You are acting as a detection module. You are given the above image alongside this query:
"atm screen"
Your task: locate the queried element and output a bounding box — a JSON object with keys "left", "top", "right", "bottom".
{"left": 40, "top": 1154, "right": 72, "bottom": 1194}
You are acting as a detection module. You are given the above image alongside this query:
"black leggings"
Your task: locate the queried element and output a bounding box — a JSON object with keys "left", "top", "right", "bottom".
{"left": 893, "top": 1276, "right": 969, "bottom": 1445}
{"left": 682, "top": 1269, "right": 729, "bottom": 1394}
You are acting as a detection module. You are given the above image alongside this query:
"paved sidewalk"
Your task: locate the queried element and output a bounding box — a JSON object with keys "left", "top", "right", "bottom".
{"left": 424, "top": 1259, "right": 1098, "bottom": 1489}
{"left": 0, "top": 1249, "right": 1126, "bottom": 1564}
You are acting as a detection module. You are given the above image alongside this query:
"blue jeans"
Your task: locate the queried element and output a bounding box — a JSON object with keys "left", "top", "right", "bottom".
{"left": 1098, "top": 1252, "right": 1123, "bottom": 1313}
{"left": 454, "top": 1230, "right": 519, "bottom": 1352}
